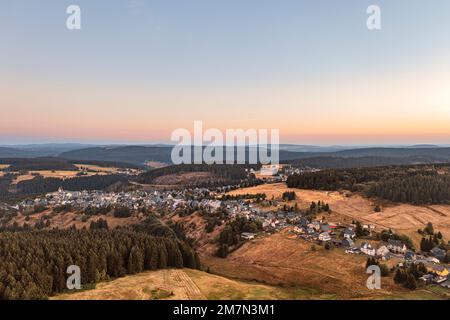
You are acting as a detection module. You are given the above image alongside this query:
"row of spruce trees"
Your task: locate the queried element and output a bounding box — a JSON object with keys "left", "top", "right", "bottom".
{"left": 0, "top": 228, "right": 200, "bottom": 300}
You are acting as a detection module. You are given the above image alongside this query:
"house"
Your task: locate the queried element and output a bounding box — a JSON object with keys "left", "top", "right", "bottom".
{"left": 297, "top": 217, "right": 309, "bottom": 226}
{"left": 426, "top": 256, "right": 440, "bottom": 264}
{"left": 404, "top": 251, "right": 417, "bottom": 262}
{"left": 310, "top": 221, "right": 321, "bottom": 231}
{"left": 260, "top": 164, "right": 280, "bottom": 176}
{"left": 341, "top": 238, "right": 355, "bottom": 248}
{"left": 419, "top": 274, "right": 434, "bottom": 284}
{"left": 345, "top": 247, "right": 361, "bottom": 254}
{"left": 430, "top": 246, "right": 447, "bottom": 261}
{"left": 343, "top": 228, "right": 356, "bottom": 239}
{"left": 293, "top": 226, "right": 304, "bottom": 234}
{"left": 360, "top": 243, "right": 376, "bottom": 256}
{"left": 376, "top": 245, "right": 390, "bottom": 260}
{"left": 387, "top": 239, "right": 407, "bottom": 254}
{"left": 427, "top": 265, "right": 449, "bottom": 278}
{"left": 320, "top": 224, "right": 330, "bottom": 232}
{"left": 441, "top": 279, "right": 450, "bottom": 289}
{"left": 319, "top": 232, "right": 331, "bottom": 242}
{"left": 241, "top": 232, "right": 256, "bottom": 240}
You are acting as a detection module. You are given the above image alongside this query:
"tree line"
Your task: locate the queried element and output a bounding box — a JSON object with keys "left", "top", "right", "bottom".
{"left": 0, "top": 228, "right": 200, "bottom": 300}
{"left": 136, "top": 164, "right": 260, "bottom": 187}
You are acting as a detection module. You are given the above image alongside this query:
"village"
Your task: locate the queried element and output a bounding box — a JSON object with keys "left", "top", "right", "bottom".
{"left": 0, "top": 166, "right": 449, "bottom": 292}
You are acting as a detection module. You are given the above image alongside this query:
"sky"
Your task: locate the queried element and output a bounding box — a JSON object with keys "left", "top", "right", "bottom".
{"left": 1, "top": 0, "right": 450, "bottom": 145}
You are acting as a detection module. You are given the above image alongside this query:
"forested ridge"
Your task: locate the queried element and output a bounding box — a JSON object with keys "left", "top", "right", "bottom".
{"left": 0, "top": 228, "right": 200, "bottom": 299}
{"left": 136, "top": 164, "right": 260, "bottom": 187}
{"left": 286, "top": 164, "right": 450, "bottom": 204}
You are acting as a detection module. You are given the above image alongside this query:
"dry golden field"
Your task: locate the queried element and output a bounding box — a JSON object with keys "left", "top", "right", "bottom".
{"left": 74, "top": 164, "right": 121, "bottom": 173}
{"left": 201, "top": 229, "right": 449, "bottom": 300}
{"left": 53, "top": 266, "right": 447, "bottom": 300}
{"left": 201, "top": 229, "right": 404, "bottom": 299}
{"left": 55, "top": 267, "right": 406, "bottom": 301}
{"left": 54, "top": 268, "right": 329, "bottom": 300}
{"left": 54, "top": 269, "right": 205, "bottom": 300}
{"left": 228, "top": 183, "right": 450, "bottom": 246}
{"left": 145, "top": 161, "right": 169, "bottom": 169}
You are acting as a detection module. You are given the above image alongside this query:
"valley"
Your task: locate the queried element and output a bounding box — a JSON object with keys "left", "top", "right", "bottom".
{"left": 1, "top": 160, "right": 449, "bottom": 300}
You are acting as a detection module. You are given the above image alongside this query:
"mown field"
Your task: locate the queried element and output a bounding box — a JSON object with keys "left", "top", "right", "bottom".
{"left": 53, "top": 266, "right": 448, "bottom": 300}
{"left": 53, "top": 268, "right": 342, "bottom": 300}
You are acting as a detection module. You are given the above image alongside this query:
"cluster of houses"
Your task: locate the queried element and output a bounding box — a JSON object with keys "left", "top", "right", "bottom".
{"left": 292, "top": 217, "right": 375, "bottom": 247}
{"left": 10, "top": 187, "right": 298, "bottom": 226}
{"left": 4, "top": 181, "right": 450, "bottom": 290}
{"left": 12, "top": 187, "right": 220, "bottom": 213}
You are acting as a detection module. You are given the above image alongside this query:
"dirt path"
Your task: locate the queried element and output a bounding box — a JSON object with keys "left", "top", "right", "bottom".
{"left": 170, "top": 269, "right": 206, "bottom": 300}
{"left": 53, "top": 269, "right": 206, "bottom": 300}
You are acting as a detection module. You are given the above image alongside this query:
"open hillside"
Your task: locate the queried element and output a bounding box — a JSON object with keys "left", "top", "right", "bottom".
{"left": 227, "top": 183, "right": 450, "bottom": 247}
{"left": 54, "top": 267, "right": 445, "bottom": 300}
{"left": 200, "top": 229, "right": 447, "bottom": 300}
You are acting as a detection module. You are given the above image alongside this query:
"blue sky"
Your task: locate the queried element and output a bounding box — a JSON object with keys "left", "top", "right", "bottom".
{"left": 1, "top": 1, "right": 450, "bottom": 144}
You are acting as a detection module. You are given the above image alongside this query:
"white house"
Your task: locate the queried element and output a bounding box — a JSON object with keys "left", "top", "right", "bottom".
{"left": 376, "top": 245, "right": 390, "bottom": 260}
{"left": 241, "top": 232, "right": 256, "bottom": 240}
{"left": 319, "top": 232, "right": 331, "bottom": 242}
{"left": 343, "top": 228, "right": 356, "bottom": 239}
{"left": 387, "top": 239, "right": 407, "bottom": 254}
{"left": 361, "top": 243, "right": 376, "bottom": 256}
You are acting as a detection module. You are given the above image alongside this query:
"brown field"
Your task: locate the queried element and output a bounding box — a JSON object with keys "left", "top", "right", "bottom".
{"left": 12, "top": 171, "right": 85, "bottom": 184}
{"left": 201, "top": 229, "right": 407, "bottom": 299}
{"left": 53, "top": 268, "right": 311, "bottom": 300}
{"left": 0, "top": 164, "right": 10, "bottom": 169}
{"left": 53, "top": 266, "right": 446, "bottom": 300}
{"left": 74, "top": 164, "right": 123, "bottom": 174}
{"left": 228, "top": 183, "right": 450, "bottom": 246}
{"left": 201, "top": 229, "right": 448, "bottom": 300}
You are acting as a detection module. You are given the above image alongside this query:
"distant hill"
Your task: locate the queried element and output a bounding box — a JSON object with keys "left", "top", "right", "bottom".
{"left": 0, "top": 144, "right": 97, "bottom": 158}
{"left": 59, "top": 146, "right": 174, "bottom": 165}
{"left": 0, "top": 147, "right": 36, "bottom": 158}
{"left": 329, "top": 147, "right": 450, "bottom": 159}
{"left": 4, "top": 144, "right": 450, "bottom": 168}
{"left": 58, "top": 145, "right": 450, "bottom": 167}
{"left": 286, "top": 155, "right": 446, "bottom": 169}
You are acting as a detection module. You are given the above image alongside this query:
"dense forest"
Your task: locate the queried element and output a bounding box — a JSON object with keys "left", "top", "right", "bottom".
{"left": 0, "top": 227, "right": 200, "bottom": 299}
{"left": 136, "top": 164, "right": 260, "bottom": 187}
{"left": 284, "top": 156, "right": 445, "bottom": 169}
{"left": 366, "top": 174, "right": 450, "bottom": 204}
{"left": 16, "top": 174, "right": 128, "bottom": 195}
{"left": 286, "top": 164, "right": 450, "bottom": 204}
